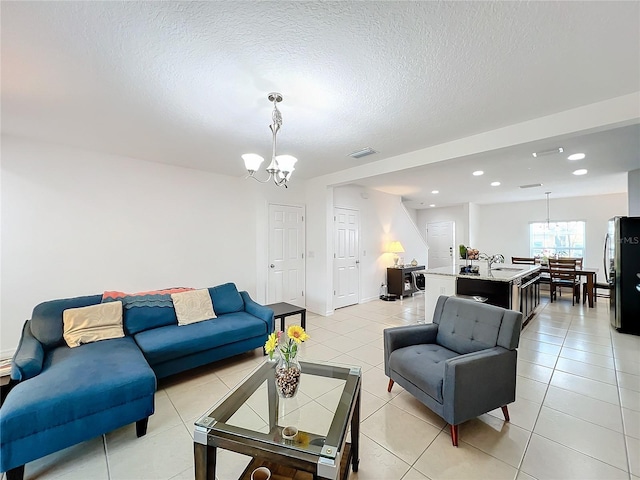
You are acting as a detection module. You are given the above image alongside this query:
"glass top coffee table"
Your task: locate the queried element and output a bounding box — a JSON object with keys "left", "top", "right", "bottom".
{"left": 194, "top": 360, "right": 361, "bottom": 480}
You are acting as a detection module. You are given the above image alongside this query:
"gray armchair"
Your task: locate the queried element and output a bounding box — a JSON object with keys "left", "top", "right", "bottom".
{"left": 384, "top": 295, "right": 522, "bottom": 446}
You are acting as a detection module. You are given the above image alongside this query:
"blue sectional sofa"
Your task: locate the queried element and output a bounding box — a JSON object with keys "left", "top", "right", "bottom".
{"left": 0, "top": 283, "right": 274, "bottom": 480}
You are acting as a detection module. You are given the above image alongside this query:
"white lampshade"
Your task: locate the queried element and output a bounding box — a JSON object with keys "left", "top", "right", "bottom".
{"left": 242, "top": 153, "right": 264, "bottom": 172}
{"left": 276, "top": 155, "right": 297, "bottom": 173}
{"left": 388, "top": 241, "right": 405, "bottom": 253}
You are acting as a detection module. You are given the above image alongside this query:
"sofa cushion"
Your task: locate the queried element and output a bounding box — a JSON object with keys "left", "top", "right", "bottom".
{"left": 30, "top": 295, "right": 103, "bottom": 349}
{"left": 0, "top": 337, "right": 155, "bottom": 443}
{"left": 435, "top": 297, "right": 505, "bottom": 355}
{"left": 388, "top": 344, "right": 458, "bottom": 403}
{"left": 63, "top": 301, "right": 125, "bottom": 347}
{"left": 134, "top": 311, "right": 268, "bottom": 366}
{"left": 102, "top": 288, "right": 193, "bottom": 335}
{"left": 172, "top": 289, "right": 216, "bottom": 326}
{"left": 208, "top": 283, "right": 244, "bottom": 315}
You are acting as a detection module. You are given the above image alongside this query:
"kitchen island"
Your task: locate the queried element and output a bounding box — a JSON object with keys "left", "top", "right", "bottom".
{"left": 419, "top": 263, "right": 541, "bottom": 327}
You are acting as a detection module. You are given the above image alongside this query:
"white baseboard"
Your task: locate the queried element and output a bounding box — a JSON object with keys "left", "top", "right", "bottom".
{"left": 360, "top": 295, "right": 379, "bottom": 303}
{"left": 1, "top": 348, "right": 16, "bottom": 361}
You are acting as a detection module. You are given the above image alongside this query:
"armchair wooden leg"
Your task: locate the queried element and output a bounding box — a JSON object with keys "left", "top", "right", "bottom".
{"left": 387, "top": 379, "right": 394, "bottom": 392}
{"left": 450, "top": 424, "right": 459, "bottom": 447}
{"left": 501, "top": 405, "right": 510, "bottom": 422}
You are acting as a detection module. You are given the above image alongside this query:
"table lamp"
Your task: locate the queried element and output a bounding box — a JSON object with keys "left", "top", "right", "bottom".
{"left": 388, "top": 241, "right": 405, "bottom": 267}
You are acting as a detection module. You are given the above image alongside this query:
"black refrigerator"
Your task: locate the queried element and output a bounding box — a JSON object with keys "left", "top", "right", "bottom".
{"left": 606, "top": 216, "right": 640, "bottom": 335}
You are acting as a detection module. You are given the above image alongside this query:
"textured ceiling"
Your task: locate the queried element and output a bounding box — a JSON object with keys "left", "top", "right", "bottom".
{"left": 2, "top": 1, "right": 639, "bottom": 202}
{"left": 359, "top": 124, "right": 640, "bottom": 208}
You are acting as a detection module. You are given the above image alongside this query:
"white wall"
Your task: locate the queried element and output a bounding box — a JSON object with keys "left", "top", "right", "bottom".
{"left": 0, "top": 136, "right": 307, "bottom": 356}
{"left": 404, "top": 205, "right": 418, "bottom": 225}
{"left": 475, "top": 193, "right": 628, "bottom": 276}
{"left": 333, "top": 185, "right": 427, "bottom": 304}
{"left": 303, "top": 182, "right": 333, "bottom": 316}
{"left": 468, "top": 203, "right": 480, "bottom": 247}
{"left": 629, "top": 169, "right": 640, "bottom": 216}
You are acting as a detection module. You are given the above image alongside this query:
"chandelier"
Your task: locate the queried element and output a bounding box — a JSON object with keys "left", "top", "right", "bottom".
{"left": 242, "top": 92, "right": 297, "bottom": 188}
{"left": 545, "top": 191, "right": 551, "bottom": 228}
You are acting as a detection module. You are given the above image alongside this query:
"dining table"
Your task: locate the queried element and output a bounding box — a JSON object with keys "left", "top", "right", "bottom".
{"left": 539, "top": 266, "right": 597, "bottom": 308}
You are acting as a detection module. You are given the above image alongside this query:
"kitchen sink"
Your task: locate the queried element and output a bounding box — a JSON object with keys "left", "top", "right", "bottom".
{"left": 492, "top": 267, "right": 523, "bottom": 272}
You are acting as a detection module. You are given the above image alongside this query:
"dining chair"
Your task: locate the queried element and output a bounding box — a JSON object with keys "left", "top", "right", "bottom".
{"left": 561, "top": 257, "right": 583, "bottom": 268}
{"left": 548, "top": 258, "right": 580, "bottom": 305}
{"left": 511, "top": 257, "right": 536, "bottom": 265}
{"left": 583, "top": 277, "right": 611, "bottom": 303}
{"left": 532, "top": 257, "right": 551, "bottom": 285}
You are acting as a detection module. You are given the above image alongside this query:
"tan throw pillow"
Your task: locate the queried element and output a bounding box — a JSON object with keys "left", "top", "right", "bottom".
{"left": 63, "top": 301, "right": 125, "bottom": 348}
{"left": 172, "top": 289, "right": 216, "bottom": 326}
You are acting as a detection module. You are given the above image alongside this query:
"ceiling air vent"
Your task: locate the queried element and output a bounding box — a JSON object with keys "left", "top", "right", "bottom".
{"left": 348, "top": 147, "right": 378, "bottom": 159}
{"left": 532, "top": 147, "right": 563, "bottom": 158}
{"left": 520, "top": 183, "right": 543, "bottom": 189}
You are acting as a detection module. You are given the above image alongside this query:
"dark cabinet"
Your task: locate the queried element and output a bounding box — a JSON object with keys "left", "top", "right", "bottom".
{"left": 387, "top": 266, "right": 425, "bottom": 298}
{"left": 456, "top": 277, "right": 510, "bottom": 309}
{"left": 456, "top": 271, "right": 541, "bottom": 327}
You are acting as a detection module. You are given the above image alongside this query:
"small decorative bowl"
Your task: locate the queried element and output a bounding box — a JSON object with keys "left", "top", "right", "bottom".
{"left": 282, "top": 425, "right": 298, "bottom": 440}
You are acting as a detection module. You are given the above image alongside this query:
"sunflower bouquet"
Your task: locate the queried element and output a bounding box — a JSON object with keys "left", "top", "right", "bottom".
{"left": 264, "top": 325, "right": 310, "bottom": 367}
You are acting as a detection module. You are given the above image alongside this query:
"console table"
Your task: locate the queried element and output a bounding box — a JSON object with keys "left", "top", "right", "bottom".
{"left": 387, "top": 265, "right": 425, "bottom": 299}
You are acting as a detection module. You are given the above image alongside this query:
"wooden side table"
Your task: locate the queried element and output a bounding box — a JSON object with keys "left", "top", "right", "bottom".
{"left": 265, "top": 302, "right": 306, "bottom": 332}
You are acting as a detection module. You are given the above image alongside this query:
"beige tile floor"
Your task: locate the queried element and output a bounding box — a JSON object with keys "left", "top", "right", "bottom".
{"left": 6, "top": 294, "right": 640, "bottom": 480}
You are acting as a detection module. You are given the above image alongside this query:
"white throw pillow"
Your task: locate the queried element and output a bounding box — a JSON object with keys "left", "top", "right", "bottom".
{"left": 63, "top": 301, "right": 125, "bottom": 348}
{"left": 172, "top": 289, "right": 216, "bottom": 326}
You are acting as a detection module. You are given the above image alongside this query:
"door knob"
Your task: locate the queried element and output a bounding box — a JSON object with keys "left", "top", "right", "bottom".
{"left": 270, "top": 264, "right": 275, "bottom": 268}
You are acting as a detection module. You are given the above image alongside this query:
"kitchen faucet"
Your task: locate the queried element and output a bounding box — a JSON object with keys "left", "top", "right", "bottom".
{"left": 479, "top": 253, "right": 505, "bottom": 270}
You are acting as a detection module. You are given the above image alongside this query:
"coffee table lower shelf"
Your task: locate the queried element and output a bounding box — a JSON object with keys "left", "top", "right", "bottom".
{"left": 238, "top": 443, "right": 352, "bottom": 480}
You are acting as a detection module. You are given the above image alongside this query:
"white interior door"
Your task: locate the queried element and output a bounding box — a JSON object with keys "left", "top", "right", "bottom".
{"left": 333, "top": 207, "right": 360, "bottom": 309}
{"left": 268, "top": 204, "right": 305, "bottom": 306}
{"left": 427, "top": 221, "right": 455, "bottom": 268}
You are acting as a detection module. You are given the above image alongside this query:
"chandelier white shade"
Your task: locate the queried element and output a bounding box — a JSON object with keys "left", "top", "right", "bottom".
{"left": 242, "top": 93, "right": 297, "bottom": 187}
{"left": 241, "top": 153, "right": 265, "bottom": 172}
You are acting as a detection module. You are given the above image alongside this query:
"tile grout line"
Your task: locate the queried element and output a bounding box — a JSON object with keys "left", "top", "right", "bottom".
{"left": 610, "top": 328, "right": 634, "bottom": 480}
{"left": 528, "top": 430, "right": 630, "bottom": 475}
{"left": 523, "top": 300, "right": 633, "bottom": 478}
{"left": 102, "top": 434, "right": 111, "bottom": 480}
{"left": 515, "top": 302, "right": 558, "bottom": 479}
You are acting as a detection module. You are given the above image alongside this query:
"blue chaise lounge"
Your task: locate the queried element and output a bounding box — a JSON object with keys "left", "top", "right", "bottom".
{"left": 0, "top": 282, "right": 274, "bottom": 480}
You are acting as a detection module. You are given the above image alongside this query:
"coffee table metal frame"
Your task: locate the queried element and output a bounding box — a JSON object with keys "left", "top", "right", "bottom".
{"left": 194, "top": 360, "right": 361, "bottom": 480}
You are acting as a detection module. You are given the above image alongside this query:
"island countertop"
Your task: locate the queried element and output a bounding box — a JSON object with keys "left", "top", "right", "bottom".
{"left": 416, "top": 263, "right": 541, "bottom": 282}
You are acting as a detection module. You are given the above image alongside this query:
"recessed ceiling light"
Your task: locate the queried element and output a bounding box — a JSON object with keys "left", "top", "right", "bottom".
{"left": 429, "top": 204, "right": 436, "bottom": 207}
{"left": 532, "top": 147, "right": 563, "bottom": 158}
{"left": 491, "top": 181, "right": 501, "bottom": 187}
{"left": 573, "top": 169, "right": 588, "bottom": 176}
{"left": 568, "top": 153, "right": 586, "bottom": 161}
{"left": 473, "top": 170, "right": 484, "bottom": 176}
{"left": 431, "top": 190, "right": 439, "bottom": 194}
